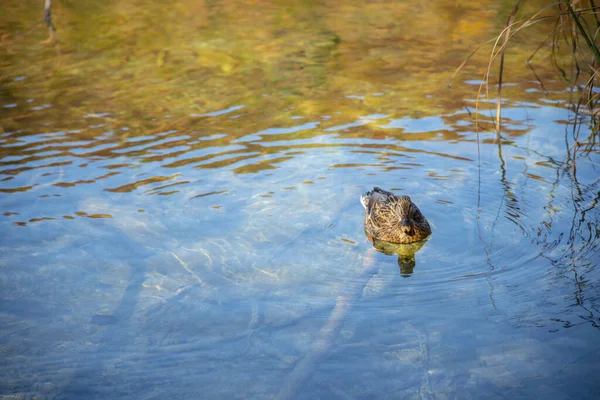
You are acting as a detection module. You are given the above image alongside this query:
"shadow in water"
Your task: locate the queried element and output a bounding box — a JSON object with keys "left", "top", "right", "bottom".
{"left": 56, "top": 227, "right": 155, "bottom": 399}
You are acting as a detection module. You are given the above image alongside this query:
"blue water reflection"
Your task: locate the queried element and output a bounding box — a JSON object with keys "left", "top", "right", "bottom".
{"left": 2, "top": 100, "right": 599, "bottom": 399}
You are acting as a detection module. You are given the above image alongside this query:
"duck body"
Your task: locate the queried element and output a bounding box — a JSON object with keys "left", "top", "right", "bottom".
{"left": 360, "top": 187, "right": 431, "bottom": 244}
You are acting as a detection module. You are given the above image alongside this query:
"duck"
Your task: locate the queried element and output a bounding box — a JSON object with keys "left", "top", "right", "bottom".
{"left": 360, "top": 187, "right": 431, "bottom": 244}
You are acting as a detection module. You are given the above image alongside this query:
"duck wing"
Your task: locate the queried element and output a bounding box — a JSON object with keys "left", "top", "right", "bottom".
{"left": 364, "top": 187, "right": 395, "bottom": 215}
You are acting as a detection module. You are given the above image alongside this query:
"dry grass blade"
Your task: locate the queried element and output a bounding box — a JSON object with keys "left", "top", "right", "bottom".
{"left": 591, "top": 0, "right": 600, "bottom": 28}
{"left": 447, "top": 38, "right": 497, "bottom": 85}
{"left": 496, "top": 0, "right": 524, "bottom": 134}
{"left": 43, "top": 0, "right": 57, "bottom": 43}
{"left": 526, "top": 29, "right": 556, "bottom": 92}
{"left": 565, "top": 1, "right": 600, "bottom": 63}
{"left": 476, "top": 7, "right": 552, "bottom": 134}
{"left": 551, "top": 16, "right": 570, "bottom": 81}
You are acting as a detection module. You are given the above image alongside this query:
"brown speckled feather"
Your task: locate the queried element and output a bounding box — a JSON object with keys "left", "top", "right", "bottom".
{"left": 361, "top": 187, "right": 431, "bottom": 244}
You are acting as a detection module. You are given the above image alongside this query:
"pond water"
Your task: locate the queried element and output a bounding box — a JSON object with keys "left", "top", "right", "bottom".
{"left": 1, "top": 1, "right": 600, "bottom": 399}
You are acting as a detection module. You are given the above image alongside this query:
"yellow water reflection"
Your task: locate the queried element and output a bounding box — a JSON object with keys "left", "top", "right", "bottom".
{"left": 2, "top": 0, "right": 567, "bottom": 139}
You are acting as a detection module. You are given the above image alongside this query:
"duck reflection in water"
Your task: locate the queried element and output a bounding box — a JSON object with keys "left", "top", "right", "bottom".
{"left": 368, "top": 236, "right": 428, "bottom": 278}
{"left": 361, "top": 187, "right": 431, "bottom": 277}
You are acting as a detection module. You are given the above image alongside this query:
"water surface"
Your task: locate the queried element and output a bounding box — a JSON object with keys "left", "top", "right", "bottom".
{"left": 1, "top": 1, "right": 599, "bottom": 399}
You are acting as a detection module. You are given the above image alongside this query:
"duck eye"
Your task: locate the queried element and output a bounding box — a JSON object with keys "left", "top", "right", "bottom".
{"left": 408, "top": 205, "right": 417, "bottom": 216}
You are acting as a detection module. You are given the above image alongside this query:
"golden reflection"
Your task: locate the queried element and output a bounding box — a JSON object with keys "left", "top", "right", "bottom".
{"left": 191, "top": 190, "right": 227, "bottom": 199}
{"left": 11, "top": 210, "right": 114, "bottom": 226}
{"left": 87, "top": 214, "right": 112, "bottom": 219}
{"left": 0, "top": 186, "right": 34, "bottom": 193}
{"left": 145, "top": 180, "right": 191, "bottom": 195}
{"left": 105, "top": 174, "right": 181, "bottom": 193}
{"left": 28, "top": 217, "right": 56, "bottom": 223}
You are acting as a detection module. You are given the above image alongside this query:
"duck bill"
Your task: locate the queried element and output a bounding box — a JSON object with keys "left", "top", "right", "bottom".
{"left": 401, "top": 219, "right": 413, "bottom": 234}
